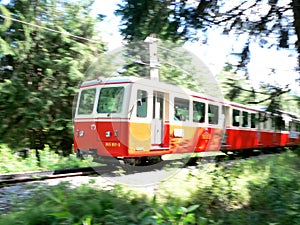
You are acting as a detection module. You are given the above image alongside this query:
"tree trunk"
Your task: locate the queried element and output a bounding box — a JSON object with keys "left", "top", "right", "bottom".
{"left": 293, "top": 0, "right": 300, "bottom": 70}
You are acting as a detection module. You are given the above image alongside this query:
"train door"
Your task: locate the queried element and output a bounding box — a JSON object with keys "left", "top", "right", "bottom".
{"left": 151, "top": 91, "right": 164, "bottom": 146}
{"left": 257, "top": 113, "right": 263, "bottom": 146}
{"left": 222, "top": 105, "right": 230, "bottom": 146}
{"left": 272, "top": 117, "right": 277, "bottom": 145}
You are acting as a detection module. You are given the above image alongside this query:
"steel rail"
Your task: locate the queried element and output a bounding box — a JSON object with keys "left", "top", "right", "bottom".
{"left": 0, "top": 166, "right": 104, "bottom": 187}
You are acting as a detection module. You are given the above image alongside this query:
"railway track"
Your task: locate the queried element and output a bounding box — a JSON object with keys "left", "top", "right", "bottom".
{"left": 0, "top": 151, "right": 284, "bottom": 187}
{"left": 0, "top": 166, "right": 102, "bottom": 187}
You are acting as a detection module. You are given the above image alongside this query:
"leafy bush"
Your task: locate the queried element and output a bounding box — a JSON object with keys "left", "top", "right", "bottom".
{"left": 0, "top": 144, "right": 96, "bottom": 174}
{"left": 1, "top": 151, "right": 299, "bottom": 225}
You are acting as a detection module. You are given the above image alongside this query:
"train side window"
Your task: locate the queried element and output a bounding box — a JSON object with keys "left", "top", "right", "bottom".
{"left": 289, "top": 121, "right": 293, "bottom": 131}
{"left": 174, "top": 97, "right": 189, "bottom": 121}
{"left": 242, "top": 111, "right": 249, "bottom": 127}
{"left": 264, "top": 116, "right": 270, "bottom": 130}
{"left": 136, "top": 90, "right": 148, "bottom": 117}
{"left": 193, "top": 101, "right": 205, "bottom": 123}
{"left": 272, "top": 117, "right": 276, "bottom": 130}
{"left": 78, "top": 88, "right": 96, "bottom": 115}
{"left": 232, "top": 109, "right": 240, "bottom": 127}
{"left": 251, "top": 113, "right": 256, "bottom": 128}
{"left": 208, "top": 104, "right": 219, "bottom": 125}
{"left": 97, "top": 86, "right": 124, "bottom": 113}
{"left": 275, "top": 116, "right": 285, "bottom": 130}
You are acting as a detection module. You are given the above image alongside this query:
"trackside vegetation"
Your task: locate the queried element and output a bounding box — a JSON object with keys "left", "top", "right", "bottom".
{"left": 0, "top": 147, "right": 299, "bottom": 225}
{"left": 0, "top": 144, "right": 96, "bottom": 173}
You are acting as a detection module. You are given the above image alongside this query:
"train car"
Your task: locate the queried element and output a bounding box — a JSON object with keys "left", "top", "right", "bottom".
{"left": 74, "top": 76, "right": 300, "bottom": 163}
{"left": 221, "top": 103, "right": 300, "bottom": 152}
{"left": 74, "top": 76, "right": 225, "bottom": 163}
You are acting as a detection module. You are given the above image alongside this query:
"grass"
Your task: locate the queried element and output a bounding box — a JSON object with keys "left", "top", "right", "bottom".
{"left": 0, "top": 147, "right": 299, "bottom": 224}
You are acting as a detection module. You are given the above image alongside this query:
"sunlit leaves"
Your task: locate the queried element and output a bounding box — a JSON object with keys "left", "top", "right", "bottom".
{"left": 0, "top": 0, "right": 105, "bottom": 153}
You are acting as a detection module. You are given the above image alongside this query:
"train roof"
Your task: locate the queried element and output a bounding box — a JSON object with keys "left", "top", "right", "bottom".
{"left": 80, "top": 76, "right": 224, "bottom": 103}
{"left": 80, "top": 76, "right": 138, "bottom": 87}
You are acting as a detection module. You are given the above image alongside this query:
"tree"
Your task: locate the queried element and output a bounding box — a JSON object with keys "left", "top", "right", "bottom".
{"left": 115, "top": 0, "right": 300, "bottom": 113}
{"left": 0, "top": 0, "right": 104, "bottom": 153}
{"left": 216, "top": 65, "right": 299, "bottom": 115}
{"left": 116, "top": 0, "right": 300, "bottom": 69}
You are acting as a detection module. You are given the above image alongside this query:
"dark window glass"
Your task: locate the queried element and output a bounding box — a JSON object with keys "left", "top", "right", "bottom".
{"left": 251, "top": 113, "right": 256, "bottom": 128}
{"left": 193, "top": 101, "right": 205, "bottom": 123}
{"left": 137, "top": 90, "right": 148, "bottom": 117}
{"left": 232, "top": 109, "right": 240, "bottom": 126}
{"left": 242, "top": 111, "right": 249, "bottom": 127}
{"left": 174, "top": 98, "right": 189, "bottom": 121}
{"left": 208, "top": 104, "right": 219, "bottom": 125}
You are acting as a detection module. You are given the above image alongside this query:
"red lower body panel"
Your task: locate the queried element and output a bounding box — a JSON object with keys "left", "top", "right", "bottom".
{"left": 223, "top": 128, "right": 296, "bottom": 151}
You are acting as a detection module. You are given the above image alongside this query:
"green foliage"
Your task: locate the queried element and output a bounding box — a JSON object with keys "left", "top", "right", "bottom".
{"left": 156, "top": 151, "right": 300, "bottom": 224}
{"left": 216, "top": 69, "right": 255, "bottom": 104}
{"left": 115, "top": 0, "right": 220, "bottom": 42}
{"left": 216, "top": 69, "right": 300, "bottom": 115}
{"left": 0, "top": 1, "right": 105, "bottom": 154}
{"left": 0, "top": 144, "right": 40, "bottom": 173}
{"left": 0, "top": 144, "right": 95, "bottom": 173}
{"left": 116, "top": 0, "right": 300, "bottom": 110}
{"left": 115, "top": 1, "right": 300, "bottom": 68}
{"left": 1, "top": 151, "right": 299, "bottom": 224}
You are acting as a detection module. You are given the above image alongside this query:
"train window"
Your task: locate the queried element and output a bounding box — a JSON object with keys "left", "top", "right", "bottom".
{"left": 251, "top": 113, "right": 256, "bottom": 128}
{"left": 275, "top": 116, "right": 285, "bottom": 130}
{"left": 258, "top": 113, "right": 266, "bottom": 130}
{"left": 97, "top": 86, "right": 124, "bottom": 113}
{"left": 272, "top": 117, "right": 276, "bottom": 129}
{"left": 289, "top": 121, "right": 293, "bottom": 131}
{"left": 174, "top": 97, "right": 189, "bottom": 121}
{"left": 208, "top": 104, "right": 219, "bottom": 125}
{"left": 193, "top": 101, "right": 205, "bottom": 123}
{"left": 264, "top": 116, "right": 270, "bottom": 130}
{"left": 78, "top": 88, "right": 96, "bottom": 115}
{"left": 136, "top": 90, "right": 148, "bottom": 117}
{"left": 242, "top": 111, "right": 249, "bottom": 127}
{"left": 232, "top": 109, "right": 240, "bottom": 127}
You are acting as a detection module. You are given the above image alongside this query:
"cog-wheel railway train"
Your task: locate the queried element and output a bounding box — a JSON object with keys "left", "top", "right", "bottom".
{"left": 74, "top": 76, "right": 300, "bottom": 163}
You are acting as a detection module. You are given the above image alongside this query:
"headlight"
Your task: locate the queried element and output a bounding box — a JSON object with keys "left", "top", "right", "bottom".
{"left": 78, "top": 130, "right": 84, "bottom": 137}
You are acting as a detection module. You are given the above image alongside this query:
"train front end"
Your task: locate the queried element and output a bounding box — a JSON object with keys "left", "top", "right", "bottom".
{"left": 74, "top": 77, "right": 132, "bottom": 159}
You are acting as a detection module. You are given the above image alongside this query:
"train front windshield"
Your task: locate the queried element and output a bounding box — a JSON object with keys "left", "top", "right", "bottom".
{"left": 97, "top": 87, "right": 124, "bottom": 114}
{"left": 77, "top": 86, "right": 125, "bottom": 116}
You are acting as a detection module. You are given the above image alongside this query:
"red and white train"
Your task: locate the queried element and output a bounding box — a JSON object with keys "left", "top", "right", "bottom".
{"left": 74, "top": 76, "right": 300, "bottom": 163}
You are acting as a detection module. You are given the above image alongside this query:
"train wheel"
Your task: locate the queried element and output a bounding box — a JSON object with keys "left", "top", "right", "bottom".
{"left": 76, "top": 149, "right": 82, "bottom": 159}
{"left": 94, "top": 156, "right": 121, "bottom": 165}
{"left": 123, "top": 156, "right": 162, "bottom": 166}
{"left": 147, "top": 156, "right": 162, "bottom": 165}
{"left": 186, "top": 157, "right": 199, "bottom": 166}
